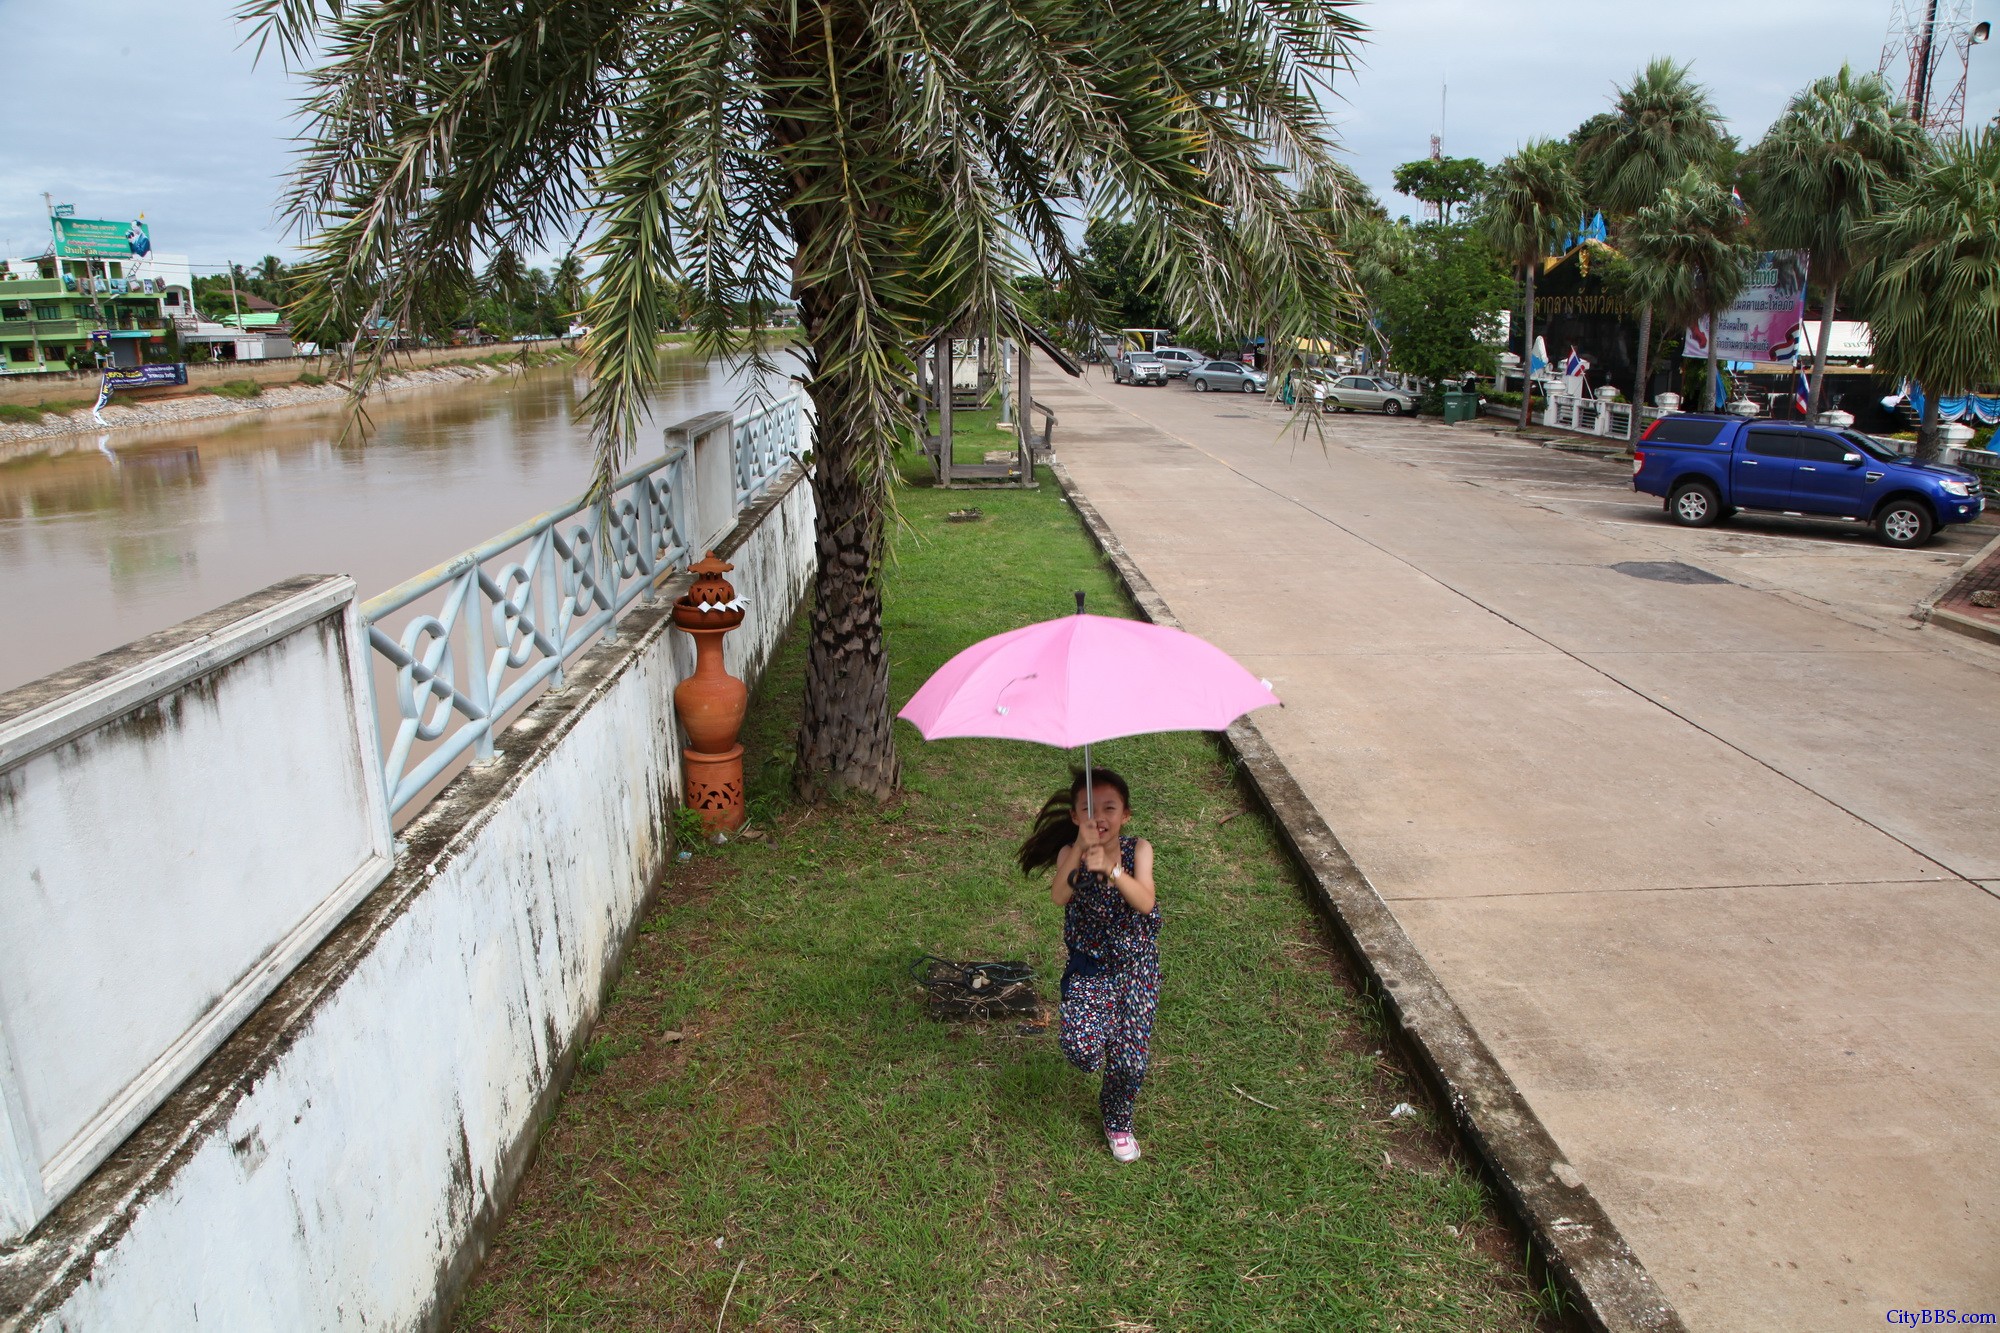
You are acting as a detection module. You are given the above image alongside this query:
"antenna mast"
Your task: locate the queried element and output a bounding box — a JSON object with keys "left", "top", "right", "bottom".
{"left": 1880, "top": 0, "right": 1977, "bottom": 136}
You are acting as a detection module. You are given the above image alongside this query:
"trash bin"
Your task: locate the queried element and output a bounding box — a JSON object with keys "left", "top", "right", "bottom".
{"left": 1441, "top": 391, "right": 1478, "bottom": 425}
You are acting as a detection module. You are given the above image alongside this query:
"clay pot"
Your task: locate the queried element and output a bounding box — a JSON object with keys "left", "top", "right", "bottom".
{"left": 672, "top": 551, "right": 749, "bottom": 831}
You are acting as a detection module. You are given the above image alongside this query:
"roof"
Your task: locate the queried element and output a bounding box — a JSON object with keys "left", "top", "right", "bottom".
{"left": 919, "top": 319, "right": 1084, "bottom": 378}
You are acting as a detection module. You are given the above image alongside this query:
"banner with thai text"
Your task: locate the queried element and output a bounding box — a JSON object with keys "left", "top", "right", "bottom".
{"left": 1685, "top": 251, "right": 1808, "bottom": 363}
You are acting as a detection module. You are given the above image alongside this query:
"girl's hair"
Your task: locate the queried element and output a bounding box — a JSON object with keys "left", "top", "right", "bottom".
{"left": 1016, "top": 768, "right": 1132, "bottom": 874}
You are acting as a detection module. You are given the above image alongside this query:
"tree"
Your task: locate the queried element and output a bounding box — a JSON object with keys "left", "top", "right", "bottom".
{"left": 1079, "top": 219, "right": 1172, "bottom": 332}
{"left": 1742, "top": 66, "right": 1930, "bottom": 417}
{"left": 258, "top": 0, "right": 1363, "bottom": 800}
{"left": 1575, "top": 59, "right": 1728, "bottom": 410}
{"left": 1479, "top": 141, "right": 1585, "bottom": 428}
{"left": 552, "top": 251, "right": 589, "bottom": 323}
{"left": 1391, "top": 157, "right": 1489, "bottom": 224}
{"left": 1622, "top": 165, "right": 1752, "bottom": 412}
{"left": 1855, "top": 129, "right": 2000, "bottom": 461}
{"left": 1373, "top": 222, "right": 1511, "bottom": 403}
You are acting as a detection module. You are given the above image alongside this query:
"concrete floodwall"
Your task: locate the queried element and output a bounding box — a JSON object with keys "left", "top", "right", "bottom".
{"left": 0, "top": 456, "right": 816, "bottom": 1329}
{"left": 0, "top": 340, "right": 574, "bottom": 408}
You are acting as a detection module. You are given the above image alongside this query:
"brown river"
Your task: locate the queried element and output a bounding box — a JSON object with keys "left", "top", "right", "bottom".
{"left": 0, "top": 355, "right": 769, "bottom": 695}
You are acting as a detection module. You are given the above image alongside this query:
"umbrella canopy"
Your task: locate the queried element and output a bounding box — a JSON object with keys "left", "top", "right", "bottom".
{"left": 898, "top": 613, "right": 1278, "bottom": 748}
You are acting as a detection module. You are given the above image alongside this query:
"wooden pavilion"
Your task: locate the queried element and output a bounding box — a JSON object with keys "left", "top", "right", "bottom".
{"left": 915, "top": 321, "right": 1083, "bottom": 488}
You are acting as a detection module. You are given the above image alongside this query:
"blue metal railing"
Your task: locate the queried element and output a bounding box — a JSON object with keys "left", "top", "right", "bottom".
{"left": 361, "top": 393, "right": 805, "bottom": 818}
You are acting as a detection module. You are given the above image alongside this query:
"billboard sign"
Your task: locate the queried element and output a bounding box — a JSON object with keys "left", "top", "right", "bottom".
{"left": 51, "top": 217, "right": 152, "bottom": 261}
{"left": 101, "top": 363, "right": 188, "bottom": 391}
{"left": 1685, "top": 251, "right": 1808, "bottom": 363}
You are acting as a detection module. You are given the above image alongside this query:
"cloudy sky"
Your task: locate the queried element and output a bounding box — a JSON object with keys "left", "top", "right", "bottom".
{"left": 4, "top": 0, "right": 1996, "bottom": 270}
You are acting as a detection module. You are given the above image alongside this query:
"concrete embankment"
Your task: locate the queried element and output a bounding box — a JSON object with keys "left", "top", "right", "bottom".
{"left": 0, "top": 347, "right": 575, "bottom": 457}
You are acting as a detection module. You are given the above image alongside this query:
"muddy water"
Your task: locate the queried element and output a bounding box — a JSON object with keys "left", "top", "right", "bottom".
{"left": 0, "top": 355, "right": 774, "bottom": 694}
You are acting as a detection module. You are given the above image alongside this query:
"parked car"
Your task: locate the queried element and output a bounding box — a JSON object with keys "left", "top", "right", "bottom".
{"left": 1151, "top": 347, "right": 1202, "bottom": 378}
{"left": 1632, "top": 413, "right": 1984, "bottom": 547}
{"left": 1189, "top": 359, "right": 1267, "bottom": 394}
{"left": 1319, "top": 374, "right": 1416, "bottom": 415}
{"left": 1111, "top": 350, "right": 1168, "bottom": 385}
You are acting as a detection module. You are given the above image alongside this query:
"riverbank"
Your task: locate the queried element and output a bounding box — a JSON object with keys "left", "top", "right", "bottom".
{"left": 0, "top": 349, "right": 579, "bottom": 457}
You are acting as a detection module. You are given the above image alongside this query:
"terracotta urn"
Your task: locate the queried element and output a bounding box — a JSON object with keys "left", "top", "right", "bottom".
{"left": 671, "top": 551, "right": 750, "bottom": 832}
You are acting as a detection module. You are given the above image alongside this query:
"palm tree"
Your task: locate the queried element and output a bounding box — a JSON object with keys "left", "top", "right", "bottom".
{"left": 253, "top": 0, "right": 1363, "bottom": 800}
{"left": 552, "top": 251, "right": 588, "bottom": 325}
{"left": 1575, "top": 59, "right": 1728, "bottom": 412}
{"left": 1479, "top": 141, "right": 1584, "bottom": 428}
{"left": 1855, "top": 129, "right": 2000, "bottom": 462}
{"left": 1743, "top": 66, "right": 1930, "bottom": 417}
{"left": 1622, "top": 166, "right": 1752, "bottom": 411}
{"left": 483, "top": 245, "right": 528, "bottom": 306}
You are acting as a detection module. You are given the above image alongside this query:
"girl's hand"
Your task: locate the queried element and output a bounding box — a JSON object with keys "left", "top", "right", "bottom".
{"left": 1080, "top": 838, "right": 1116, "bottom": 876}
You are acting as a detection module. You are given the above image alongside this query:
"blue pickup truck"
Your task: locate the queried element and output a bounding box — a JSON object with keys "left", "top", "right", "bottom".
{"left": 1632, "top": 414, "right": 1985, "bottom": 547}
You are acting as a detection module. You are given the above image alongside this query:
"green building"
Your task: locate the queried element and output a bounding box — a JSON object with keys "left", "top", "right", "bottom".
{"left": 0, "top": 215, "right": 193, "bottom": 375}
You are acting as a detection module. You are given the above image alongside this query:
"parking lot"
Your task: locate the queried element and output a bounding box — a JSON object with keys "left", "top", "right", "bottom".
{"left": 1096, "top": 370, "right": 1995, "bottom": 636}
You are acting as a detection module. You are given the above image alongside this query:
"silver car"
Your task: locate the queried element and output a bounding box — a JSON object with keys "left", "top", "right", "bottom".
{"left": 1189, "top": 359, "right": 1267, "bottom": 393}
{"left": 1320, "top": 374, "right": 1415, "bottom": 415}
{"left": 1111, "top": 350, "right": 1167, "bottom": 385}
{"left": 1151, "top": 347, "right": 1202, "bottom": 378}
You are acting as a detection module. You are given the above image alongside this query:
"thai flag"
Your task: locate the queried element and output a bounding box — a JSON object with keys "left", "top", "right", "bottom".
{"left": 1793, "top": 371, "right": 1810, "bottom": 416}
{"left": 1563, "top": 347, "right": 1583, "bottom": 377}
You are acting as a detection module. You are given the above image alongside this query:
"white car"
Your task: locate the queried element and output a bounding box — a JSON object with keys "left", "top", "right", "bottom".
{"left": 1319, "top": 374, "right": 1416, "bottom": 415}
{"left": 1111, "top": 351, "right": 1168, "bottom": 385}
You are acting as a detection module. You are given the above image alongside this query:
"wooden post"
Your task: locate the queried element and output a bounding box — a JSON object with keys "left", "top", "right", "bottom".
{"left": 1018, "top": 335, "right": 1034, "bottom": 486}
{"left": 936, "top": 334, "right": 953, "bottom": 486}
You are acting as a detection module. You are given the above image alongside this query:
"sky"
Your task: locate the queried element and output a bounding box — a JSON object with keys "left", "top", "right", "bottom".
{"left": 3, "top": 0, "right": 1997, "bottom": 268}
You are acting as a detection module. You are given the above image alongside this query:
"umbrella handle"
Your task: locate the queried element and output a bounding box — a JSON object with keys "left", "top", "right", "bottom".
{"left": 1074, "top": 590, "right": 1085, "bottom": 616}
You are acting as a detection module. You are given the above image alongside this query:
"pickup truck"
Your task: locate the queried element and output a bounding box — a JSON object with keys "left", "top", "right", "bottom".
{"left": 1632, "top": 414, "right": 1985, "bottom": 547}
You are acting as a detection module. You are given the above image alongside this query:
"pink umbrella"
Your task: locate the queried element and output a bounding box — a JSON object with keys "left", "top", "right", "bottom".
{"left": 898, "top": 594, "right": 1279, "bottom": 809}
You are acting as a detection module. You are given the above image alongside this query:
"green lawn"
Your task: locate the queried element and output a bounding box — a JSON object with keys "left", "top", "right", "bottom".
{"left": 454, "top": 464, "right": 1552, "bottom": 1332}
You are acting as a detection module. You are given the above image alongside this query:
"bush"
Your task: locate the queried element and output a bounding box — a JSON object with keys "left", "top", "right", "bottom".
{"left": 0, "top": 403, "right": 45, "bottom": 424}
{"left": 294, "top": 372, "right": 327, "bottom": 386}
{"left": 207, "top": 379, "right": 263, "bottom": 400}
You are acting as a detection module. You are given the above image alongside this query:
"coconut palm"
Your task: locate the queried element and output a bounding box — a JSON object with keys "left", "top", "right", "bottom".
{"left": 1743, "top": 66, "right": 1930, "bottom": 417}
{"left": 1855, "top": 129, "right": 2000, "bottom": 462}
{"left": 1575, "top": 59, "right": 1728, "bottom": 412}
{"left": 1622, "top": 166, "right": 1752, "bottom": 412}
{"left": 1479, "top": 141, "right": 1585, "bottom": 428}
{"left": 551, "top": 252, "right": 588, "bottom": 325}
{"left": 251, "top": 0, "right": 1363, "bottom": 799}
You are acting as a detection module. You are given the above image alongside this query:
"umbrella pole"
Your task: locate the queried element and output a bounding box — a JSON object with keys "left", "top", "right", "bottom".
{"left": 1084, "top": 742, "right": 1093, "bottom": 818}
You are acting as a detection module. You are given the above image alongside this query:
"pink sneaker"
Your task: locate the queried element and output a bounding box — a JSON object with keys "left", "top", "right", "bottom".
{"left": 1106, "top": 1130, "right": 1142, "bottom": 1163}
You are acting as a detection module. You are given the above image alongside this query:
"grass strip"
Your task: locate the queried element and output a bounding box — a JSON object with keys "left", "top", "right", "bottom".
{"left": 454, "top": 464, "right": 1553, "bottom": 1332}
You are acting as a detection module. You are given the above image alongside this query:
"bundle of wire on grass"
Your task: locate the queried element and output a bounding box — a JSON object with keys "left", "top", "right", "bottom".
{"left": 909, "top": 955, "right": 1040, "bottom": 1021}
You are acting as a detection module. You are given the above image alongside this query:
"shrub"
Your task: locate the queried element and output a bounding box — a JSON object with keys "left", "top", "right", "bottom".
{"left": 207, "top": 379, "right": 263, "bottom": 400}
{"left": 295, "top": 372, "right": 327, "bottom": 387}
{"left": 0, "top": 403, "right": 45, "bottom": 424}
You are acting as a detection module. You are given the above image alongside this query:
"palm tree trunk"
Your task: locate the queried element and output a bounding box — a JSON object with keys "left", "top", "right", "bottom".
{"left": 1518, "top": 262, "right": 1537, "bottom": 430}
{"left": 1705, "top": 323, "right": 1721, "bottom": 413}
{"left": 1632, "top": 302, "right": 1654, "bottom": 432}
{"left": 1916, "top": 387, "right": 1942, "bottom": 464}
{"left": 790, "top": 289, "right": 902, "bottom": 801}
{"left": 1808, "top": 279, "right": 1838, "bottom": 419}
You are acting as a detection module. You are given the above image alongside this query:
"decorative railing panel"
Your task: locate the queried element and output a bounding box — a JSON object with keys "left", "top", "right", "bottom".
{"left": 361, "top": 393, "right": 806, "bottom": 819}
{"left": 735, "top": 394, "right": 804, "bottom": 511}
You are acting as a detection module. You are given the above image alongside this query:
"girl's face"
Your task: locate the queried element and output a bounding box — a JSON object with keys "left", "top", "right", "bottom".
{"left": 1071, "top": 784, "right": 1130, "bottom": 843}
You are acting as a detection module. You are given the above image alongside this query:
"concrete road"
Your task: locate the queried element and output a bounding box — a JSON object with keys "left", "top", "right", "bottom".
{"left": 1043, "top": 366, "right": 2000, "bottom": 1332}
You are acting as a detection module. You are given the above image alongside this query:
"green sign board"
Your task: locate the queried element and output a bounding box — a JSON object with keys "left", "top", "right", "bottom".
{"left": 51, "top": 217, "right": 151, "bottom": 261}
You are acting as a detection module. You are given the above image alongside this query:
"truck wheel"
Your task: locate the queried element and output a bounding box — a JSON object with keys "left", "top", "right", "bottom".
{"left": 1669, "top": 481, "right": 1722, "bottom": 527}
{"left": 1383, "top": 399, "right": 1403, "bottom": 416}
{"left": 1193, "top": 378, "right": 1209, "bottom": 393}
{"left": 1877, "top": 499, "right": 1934, "bottom": 548}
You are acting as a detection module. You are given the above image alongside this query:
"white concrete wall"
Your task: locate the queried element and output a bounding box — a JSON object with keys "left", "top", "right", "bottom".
{"left": 0, "top": 577, "right": 392, "bottom": 1242}
{"left": 0, "top": 466, "right": 815, "bottom": 1331}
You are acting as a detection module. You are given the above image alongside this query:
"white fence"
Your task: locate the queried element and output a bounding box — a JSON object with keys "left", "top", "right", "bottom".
{"left": 0, "top": 397, "right": 812, "bottom": 1303}
{"left": 1542, "top": 391, "right": 1644, "bottom": 441}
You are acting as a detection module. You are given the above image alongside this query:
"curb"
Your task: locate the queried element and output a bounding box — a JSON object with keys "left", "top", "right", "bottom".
{"left": 1050, "top": 460, "right": 1688, "bottom": 1333}
{"left": 1916, "top": 529, "right": 2000, "bottom": 649}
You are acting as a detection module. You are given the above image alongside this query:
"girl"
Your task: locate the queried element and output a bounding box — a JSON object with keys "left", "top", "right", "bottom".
{"left": 1017, "top": 769, "right": 1159, "bottom": 1163}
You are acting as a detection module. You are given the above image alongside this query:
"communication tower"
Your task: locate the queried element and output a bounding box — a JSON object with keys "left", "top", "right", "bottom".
{"left": 1879, "top": 0, "right": 1989, "bottom": 137}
